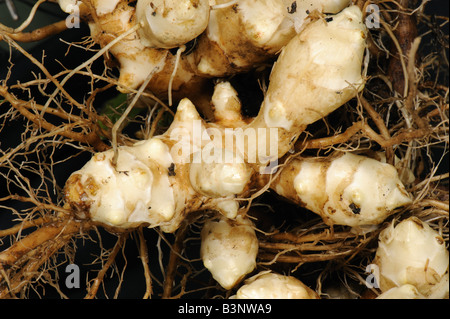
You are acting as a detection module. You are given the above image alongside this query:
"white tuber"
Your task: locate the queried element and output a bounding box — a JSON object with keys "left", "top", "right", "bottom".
{"left": 195, "top": 0, "right": 296, "bottom": 76}
{"left": 270, "top": 153, "right": 412, "bottom": 226}
{"left": 200, "top": 215, "right": 259, "bottom": 289}
{"left": 373, "top": 217, "right": 449, "bottom": 298}
{"left": 64, "top": 6, "right": 380, "bottom": 233}
{"left": 232, "top": 0, "right": 295, "bottom": 52}
{"left": 64, "top": 137, "right": 177, "bottom": 230}
{"left": 246, "top": 5, "right": 367, "bottom": 158}
{"left": 210, "top": 81, "right": 248, "bottom": 127}
{"left": 92, "top": 0, "right": 122, "bottom": 16}
{"left": 232, "top": 271, "right": 319, "bottom": 299}
{"left": 136, "top": 0, "right": 210, "bottom": 49}
{"left": 65, "top": 98, "right": 247, "bottom": 231}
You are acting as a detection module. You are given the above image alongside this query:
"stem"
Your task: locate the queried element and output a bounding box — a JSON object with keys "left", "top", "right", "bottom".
{"left": 0, "top": 219, "right": 85, "bottom": 298}
{"left": 0, "top": 219, "right": 82, "bottom": 267}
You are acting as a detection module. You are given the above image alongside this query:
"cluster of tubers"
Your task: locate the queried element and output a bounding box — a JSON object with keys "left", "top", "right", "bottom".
{"left": 54, "top": 0, "right": 447, "bottom": 298}
{"left": 374, "top": 217, "right": 448, "bottom": 299}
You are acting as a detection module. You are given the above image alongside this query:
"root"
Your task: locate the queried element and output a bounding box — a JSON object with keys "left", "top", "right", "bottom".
{"left": 137, "top": 227, "right": 152, "bottom": 299}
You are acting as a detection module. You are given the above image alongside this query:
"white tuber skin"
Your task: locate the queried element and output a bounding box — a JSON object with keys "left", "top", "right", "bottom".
{"left": 373, "top": 217, "right": 449, "bottom": 298}
{"left": 189, "top": 149, "right": 251, "bottom": 199}
{"left": 231, "top": 271, "right": 319, "bottom": 299}
{"left": 269, "top": 153, "right": 413, "bottom": 226}
{"left": 58, "top": 1, "right": 121, "bottom": 16}
{"left": 136, "top": 0, "right": 210, "bottom": 49}
{"left": 200, "top": 215, "right": 258, "bottom": 289}
{"left": 196, "top": 0, "right": 296, "bottom": 77}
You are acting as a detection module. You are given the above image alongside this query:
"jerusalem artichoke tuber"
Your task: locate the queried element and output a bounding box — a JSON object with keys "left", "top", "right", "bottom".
{"left": 373, "top": 217, "right": 449, "bottom": 298}
{"left": 63, "top": 6, "right": 412, "bottom": 236}
{"left": 268, "top": 153, "right": 412, "bottom": 226}
{"left": 200, "top": 215, "right": 258, "bottom": 289}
